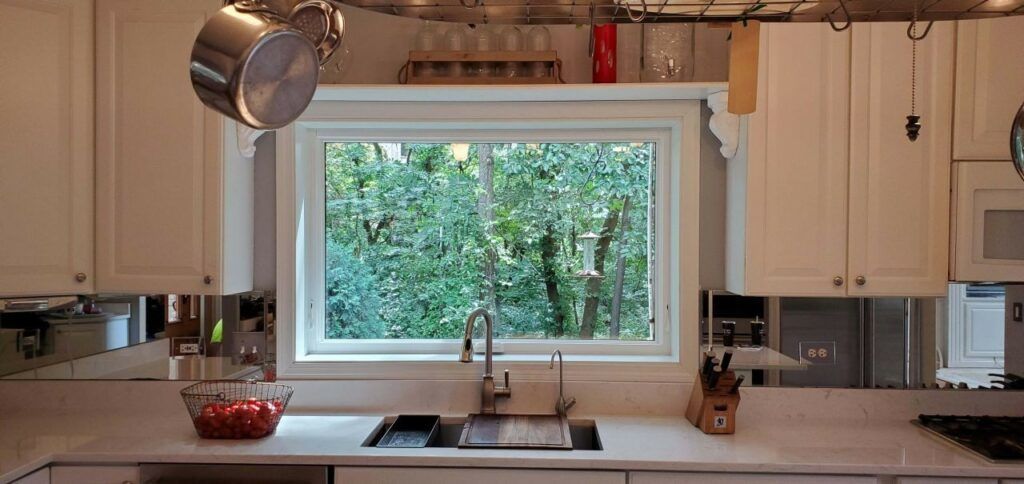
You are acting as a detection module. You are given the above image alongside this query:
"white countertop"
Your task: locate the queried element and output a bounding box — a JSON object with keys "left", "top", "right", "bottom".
{"left": 2, "top": 410, "right": 1023, "bottom": 483}
{"left": 704, "top": 345, "right": 807, "bottom": 371}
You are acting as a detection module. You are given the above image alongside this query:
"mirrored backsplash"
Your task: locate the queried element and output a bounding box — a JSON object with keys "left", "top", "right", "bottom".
{"left": 0, "top": 292, "right": 274, "bottom": 381}
{"left": 701, "top": 285, "right": 1022, "bottom": 391}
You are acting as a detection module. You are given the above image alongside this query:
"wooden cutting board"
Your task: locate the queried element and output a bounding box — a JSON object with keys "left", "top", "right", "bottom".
{"left": 458, "top": 414, "right": 572, "bottom": 450}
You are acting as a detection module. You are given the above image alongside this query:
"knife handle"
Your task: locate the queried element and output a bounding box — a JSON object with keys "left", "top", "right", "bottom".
{"left": 730, "top": 375, "right": 745, "bottom": 394}
{"left": 707, "top": 365, "right": 723, "bottom": 390}
{"left": 720, "top": 351, "right": 733, "bottom": 372}
{"left": 701, "top": 353, "right": 715, "bottom": 376}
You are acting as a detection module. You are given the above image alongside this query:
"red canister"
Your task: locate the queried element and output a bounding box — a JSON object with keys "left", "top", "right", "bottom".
{"left": 592, "top": 24, "right": 617, "bottom": 83}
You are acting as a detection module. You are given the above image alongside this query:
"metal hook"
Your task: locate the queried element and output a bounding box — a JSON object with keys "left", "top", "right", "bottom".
{"left": 588, "top": 2, "right": 595, "bottom": 58}
{"left": 906, "top": 20, "right": 934, "bottom": 41}
{"left": 459, "top": 0, "right": 480, "bottom": 8}
{"left": 624, "top": 0, "right": 648, "bottom": 22}
{"left": 826, "top": 0, "right": 851, "bottom": 32}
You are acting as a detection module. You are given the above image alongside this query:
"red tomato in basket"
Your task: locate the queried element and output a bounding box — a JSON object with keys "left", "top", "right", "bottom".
{"left": 194, "top": 396, "right": 284, "bottom": 439}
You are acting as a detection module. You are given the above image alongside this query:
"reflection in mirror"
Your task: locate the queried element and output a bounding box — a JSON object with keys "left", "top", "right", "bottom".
{"left": 0, "top": 291, "right": 274, "bottom": 381}
{"left": 701, "top": 285, "right": 1017, "bottom": 390}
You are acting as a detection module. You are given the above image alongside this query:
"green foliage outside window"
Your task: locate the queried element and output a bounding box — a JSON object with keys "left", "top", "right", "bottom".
{"left": 324, "top": 141, "right": 653, "bottom": 341}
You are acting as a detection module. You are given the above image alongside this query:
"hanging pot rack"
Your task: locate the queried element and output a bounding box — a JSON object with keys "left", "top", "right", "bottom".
{"left": 336, "top": 0, "right": 1024, "bottom": 25}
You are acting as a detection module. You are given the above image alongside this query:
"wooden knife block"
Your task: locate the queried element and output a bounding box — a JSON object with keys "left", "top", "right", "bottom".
{"left": 685, "top": 371, "right": 741, "bottom": 434}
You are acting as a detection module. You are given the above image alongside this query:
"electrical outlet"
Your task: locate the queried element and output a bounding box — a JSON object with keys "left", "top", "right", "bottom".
{"left": 798, "top": 341, "right": 837, "bottom": 365}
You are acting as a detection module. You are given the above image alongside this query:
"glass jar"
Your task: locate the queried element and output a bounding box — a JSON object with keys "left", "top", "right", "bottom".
{"left": 641, "top": 24, "right": 694, "bottom": 82}
{"left": 499, "top": 26, "right": 523, "bottom": 78}
{"left": 526, "top": 26, "right": 551, "bottom": 78}
{"left": 444, "top": 25, "right": 469, "bottom": 77}
{"left": 414, "top": 21, "right": 442, "bottom": 77}
{"left": 472, "top": 26, "right": 499, "bottom": 77}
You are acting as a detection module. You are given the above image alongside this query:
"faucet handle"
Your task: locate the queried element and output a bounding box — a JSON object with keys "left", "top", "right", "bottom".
{"left": 565, "top": 396, "right": 576, "bottom": 411}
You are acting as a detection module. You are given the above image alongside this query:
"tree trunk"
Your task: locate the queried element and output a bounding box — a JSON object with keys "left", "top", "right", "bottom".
{"left": 579, "top": 203, "right": 621, "bottom": 339}
{"left": 540, "top": 225, "right": 566, "bottom": 336}
{"left": 476, "top": 145, "right": 499, "bottom": 327}
{"left": 609, "top": 197, "right": 631, "bottom": 339}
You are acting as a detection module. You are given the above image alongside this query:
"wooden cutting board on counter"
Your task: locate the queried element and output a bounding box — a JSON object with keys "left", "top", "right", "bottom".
{"left": 458, "top": 414, "right": 572, "bottom": 450}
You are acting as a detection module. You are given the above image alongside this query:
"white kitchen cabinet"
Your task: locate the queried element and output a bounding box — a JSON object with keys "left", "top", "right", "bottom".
{"left": 847, "top": 22, "right": 954, "bottom": 297}
{"left": 953, "top": 16, "right": 1024, "bottom": 160}
{"left": 728, "top": 22, "right": 953, "bottom": 297}
{"left": 12, "top": 467, "right": 49, "bottom": 484}
{"left": 727, "top": 22, "right": 851, "bottom": 297}
{"left": 0, "top": 0, "right": 94, "bottom": 297}
{"left": 631, "top": 472, "right": 879, "bottom": 484}
{"left": 334, "top": 467, "right": 626, "bottom": 484}
{"left": 95, "top": 0, "right": 253, "bottom": 295}
{"left": 51, "top": 465, "right": 140, "bottom": 484}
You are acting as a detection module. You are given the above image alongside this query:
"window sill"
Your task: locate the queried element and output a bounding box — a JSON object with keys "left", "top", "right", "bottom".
{"left": 283, "top": 352, "right": 692, "bottom": 383}
{"left": 297, "top": 352, "right": 679, "bottom": 364}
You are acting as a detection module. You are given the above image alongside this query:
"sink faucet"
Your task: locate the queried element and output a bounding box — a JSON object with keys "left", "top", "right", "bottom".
{"left": 460, "top": 308, "right": 510, "bottom": 414}
{"left": 549, "top": 349, "right": 576, "bottom": 417}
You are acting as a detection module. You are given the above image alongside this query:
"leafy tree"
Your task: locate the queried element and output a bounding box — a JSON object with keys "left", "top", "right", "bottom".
{"left": 323, "top": 141, "right": 653, "bottom": 341}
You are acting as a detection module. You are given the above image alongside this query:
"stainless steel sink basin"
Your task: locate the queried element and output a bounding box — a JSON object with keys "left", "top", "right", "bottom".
{"left": 363, "top": 417, "right": 603, "bottom": 451}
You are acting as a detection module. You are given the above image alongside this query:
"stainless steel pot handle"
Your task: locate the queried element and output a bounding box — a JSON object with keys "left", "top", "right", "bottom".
{"left": 1012, "top": 100, "right": 1024, "bottom": 182}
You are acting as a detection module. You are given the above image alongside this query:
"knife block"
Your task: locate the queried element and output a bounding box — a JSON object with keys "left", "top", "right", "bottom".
{"left": 685, "top": 371, "right": 741, "bottom": 434}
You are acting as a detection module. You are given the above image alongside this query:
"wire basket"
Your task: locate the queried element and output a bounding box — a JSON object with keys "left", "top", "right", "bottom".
{"left": 181, "top": 381, "right": 294, "bottom": 439}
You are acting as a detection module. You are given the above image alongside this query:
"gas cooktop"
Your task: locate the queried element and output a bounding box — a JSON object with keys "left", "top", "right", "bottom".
{"left": 914, "top": 415, "right": 1024, "bottom": 463}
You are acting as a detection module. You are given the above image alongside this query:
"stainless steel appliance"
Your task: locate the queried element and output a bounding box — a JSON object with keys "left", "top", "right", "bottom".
{"left": 915, "top": 415, "right": 1024, "bottom": 462}
{"left": 778, "top": 297, "right": 920, "bottom": 388}
{"left": 950, "top": 162, "right": 1024, "bottom": 282}
{"left": 140, "top": 464, "right": 328, "bottom": 484}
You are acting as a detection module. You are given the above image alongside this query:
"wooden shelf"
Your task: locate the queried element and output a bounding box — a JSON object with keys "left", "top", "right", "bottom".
{"left": 404, "top": 50, "right": 562, "bottom": 85}
{"left": 409, "top": 50, "right": 558, "bottom": 63}
{"left": 408, "top": 76, "right": 558, "bottom": 85}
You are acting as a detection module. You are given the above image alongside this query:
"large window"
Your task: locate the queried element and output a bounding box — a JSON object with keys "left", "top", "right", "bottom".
{"left": 323, "top": 141, "right": 655, "bottom": 342}
{"left": 281, "top": 95, "right": 701, "bottom": 377}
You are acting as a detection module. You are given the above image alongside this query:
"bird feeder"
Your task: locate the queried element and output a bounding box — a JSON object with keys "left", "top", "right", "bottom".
{"left": 575, "top": 231, "right": 603, "bottom": 279}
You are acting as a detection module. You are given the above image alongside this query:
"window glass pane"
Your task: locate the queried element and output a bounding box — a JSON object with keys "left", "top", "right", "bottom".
{"left": 324, "top": 142, "right": 654, "bottom": 341}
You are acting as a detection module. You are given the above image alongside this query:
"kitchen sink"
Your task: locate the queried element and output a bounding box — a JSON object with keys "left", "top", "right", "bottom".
{"left": 363, "top": 416, "right": 603, "bottom": 451}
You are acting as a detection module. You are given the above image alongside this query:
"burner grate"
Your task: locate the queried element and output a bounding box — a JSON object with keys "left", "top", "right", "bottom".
{"left": 916, "top": 414, "right": 1024, "bottom": 462}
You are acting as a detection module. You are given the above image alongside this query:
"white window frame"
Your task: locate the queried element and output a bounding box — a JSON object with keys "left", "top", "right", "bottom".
{"left": 276, "top": 86, "right": 704, "bottom": 382}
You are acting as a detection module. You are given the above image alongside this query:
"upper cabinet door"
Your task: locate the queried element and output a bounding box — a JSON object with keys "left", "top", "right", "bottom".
{"left": 733, "top": 23, "right": 851, "bottom": 296}
{"left": 847, "top": 22, "right": 954, "bottom": 297}
{"left": 954, "top": 16, "right": 1024, "bottom": 160}
{"left": 95, "top": 0, "right": 226, "bottom": 294}
{"left": 0, "top": 0, "right": 94, "bottom": 296}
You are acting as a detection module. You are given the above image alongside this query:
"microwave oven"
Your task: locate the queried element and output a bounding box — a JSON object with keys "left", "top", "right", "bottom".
{"left": 950, "top": 161, "right": 1024, "bottom": 282}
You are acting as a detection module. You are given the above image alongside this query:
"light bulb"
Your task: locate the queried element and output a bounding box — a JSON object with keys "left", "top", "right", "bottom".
{"left": 451, "top": 143, "right": 470, "bottom": 162}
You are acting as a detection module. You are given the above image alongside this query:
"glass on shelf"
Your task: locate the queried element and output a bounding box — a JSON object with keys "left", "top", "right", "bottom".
{"left": 414, "top": 21, "right": 442, "bottom": 77}
{"left": 641, "top": 24, "right": 694, "bottom": 82}
{"left": 444, "top": 25, "right": 469, "bottom": 77}
{"left": 472, "top": 26, "right": 499, "bottom": 77}
{"left": 499, "top": 26, "right": 523, "bottom": 78}
{"left": 526, "top": 26, "right": 551, "bottom": 78}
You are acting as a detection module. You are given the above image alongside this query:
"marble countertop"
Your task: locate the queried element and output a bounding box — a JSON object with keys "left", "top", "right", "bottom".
{"left": 2, "top": 410, "right": 1023, "bottom": 483}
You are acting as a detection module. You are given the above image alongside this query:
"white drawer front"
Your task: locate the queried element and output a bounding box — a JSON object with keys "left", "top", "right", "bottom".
{"left": 335, "top": 467, "right": 625, "bottom": 484}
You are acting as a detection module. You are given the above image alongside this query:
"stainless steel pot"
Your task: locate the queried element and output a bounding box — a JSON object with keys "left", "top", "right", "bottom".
{"left": 289, "top": 0, "right": 346, "bottom": 65}
{"left": 190, "top": 0, "right": 321, "bottom": 130}
{"left": 1013, "top": 100, "right": 1024, "bottom": 182}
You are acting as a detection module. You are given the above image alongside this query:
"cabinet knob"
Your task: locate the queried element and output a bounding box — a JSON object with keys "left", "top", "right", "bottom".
{"left": 75, "top": 272, "right": 87, "bottom": 283}
{"left": 833, "top": 276, "right": 844, "bottom": 287}
{"left": 204, "top": 275, "right": 213, "bottom": 285}
{"left": 855, "top": 275, "right": 866, "bottom": 286}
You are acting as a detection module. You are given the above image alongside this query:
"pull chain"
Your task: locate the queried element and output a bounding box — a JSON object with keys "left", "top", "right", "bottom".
{"left": 905, "top": 3, "right": 922, "bottom": 141}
